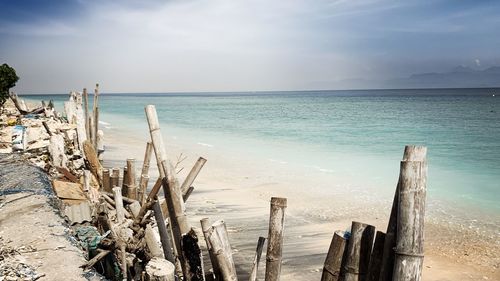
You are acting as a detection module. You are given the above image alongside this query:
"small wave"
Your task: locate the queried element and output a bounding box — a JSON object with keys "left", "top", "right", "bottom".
{"left": 99, "top": 120, "right": 111, "bottom": 126}
{"left": 268, "top": 159, "right": 288, "bottom": 164}
{"left": 197, "top": 142, "right": 214, "bottom": 148}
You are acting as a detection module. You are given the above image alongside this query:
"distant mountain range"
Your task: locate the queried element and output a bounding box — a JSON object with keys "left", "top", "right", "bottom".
{"left": 321, "top": 66, "right": 500, "bottom": 90}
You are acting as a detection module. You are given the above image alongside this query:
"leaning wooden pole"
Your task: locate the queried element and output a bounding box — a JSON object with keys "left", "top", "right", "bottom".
{"left": 249, "top": 236, "right": 266, "bottom": 281}
{"left": 139, "top": 142, "right": 154, "bottom": 203}
{"left": 153, "top": 200, "right": 176, "bottom": 263}
{"left": 201, "top": 218, "right": 220, "bottom": 279}
{"left": 339, "top": 221, "right": 375, "bottom": 281}
{"left": 264, "top": 197, "right": 287, "bottom": 281}
{"left": 321, "top": 231, "right": 348, "bottom": 281}
{"left": 392, "top": 159, "right": 427, "bottom": 281}
{"left": 207, "top": 220, "right": 238, "bottom": 281}
{"left": 181, "top": 157, "right": 207, "bottom": 197}
{"left": 378, "top": 146, "right": 427, "bottom": 281}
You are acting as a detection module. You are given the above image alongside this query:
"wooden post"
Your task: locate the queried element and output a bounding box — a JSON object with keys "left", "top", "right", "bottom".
{"left": 145, "top": 257, "right": 176, "bottom": 281}
{"left": 392, "top": 160, "right": 427, "bottom": 281}
{"left": 265, "top": 197, "right": 287, "bottom": 281}
{"left": 126, "top": 158, "right": 138, "bottom": 200}
{"left": 113, "top": 186, "right": 125, "bottom": 223}
{"left": 111, "top": 168, "right": 120, "bottom": 188}
{"left": 139, "top": 175, "right": 150, "bottom": 205}
{"left": 102, "top": 168, "right": 111, "bottom": 192}
{"left": 83, "top": 88, "right": 90, "bottom": 140}
{"left": 74, "top": 92, "right": 87, "bottom": 152}
{"left": 207, "top": 220, "right": 237, "bottom": 281}
{"left": 181, "top": 157, "right": 207, "bottom": 197}
{"left": 321, "top": 231, "right": 348, "bottom": 281}
{"left": 367, "top": 231, "right": 385, "bottom": 281}
{"left": 249, "top": 236, "right": 266, "bottom": 281}
{"left": 83, "top": 140, "right": 103, "bottom": 180}
{"left": 201, "top": 218, "right": 220, "bottom": 279}
{"left": 92, "top": 83, "right": 99, "bottom": 150}
{"left": 153, "top": 200, "right": 176, "bottom": 263}
{"left": 339, "top": 222, "right": 375, "bottom": 281}
{"left": 379, "top": 146, "right": 426, "bottom": 281}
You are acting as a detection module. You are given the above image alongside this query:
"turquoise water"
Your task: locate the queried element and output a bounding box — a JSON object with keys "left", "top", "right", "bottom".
{"left": 24, "top": 88, "right": 500, "bottom": 215}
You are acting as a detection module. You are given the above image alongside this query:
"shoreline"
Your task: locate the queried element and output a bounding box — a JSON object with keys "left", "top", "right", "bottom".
{"left": 101, "top": 116, "right": 500, "bottom": 280}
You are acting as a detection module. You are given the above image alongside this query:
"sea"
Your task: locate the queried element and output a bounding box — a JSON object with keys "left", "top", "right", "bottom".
{"left": 23, "top": 88, "right": 500, "bottom": 225}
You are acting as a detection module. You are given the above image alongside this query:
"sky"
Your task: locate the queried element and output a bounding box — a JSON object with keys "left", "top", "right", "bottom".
{"left": 1, "top": 0, "right": 500, "bottom": 93}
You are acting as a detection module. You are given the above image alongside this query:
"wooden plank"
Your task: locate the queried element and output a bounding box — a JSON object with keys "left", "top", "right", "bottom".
{"left": 52, "top": 180, "right": 86, "bottom": 201}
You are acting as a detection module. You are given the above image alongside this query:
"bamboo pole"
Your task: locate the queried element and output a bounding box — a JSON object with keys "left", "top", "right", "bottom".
{"left": 367, "top": 231, "right": 386, "bottom": 281}
{"left": 321, "top": 231, "right": 348, "bottom": 281}
{"left": 207, "top": 220, "right": 237, "bottom": 281}
{"left": 264, "top": 197, "right": 287, "bottom": 281}
{"left": 201, "top": 218, "right": 220, "bottom": 279}
{"left": 145, "top": 224, "right": 164, "bottom": 258}
{"left": 92, "top": 83, "right": 99, "bottom": 150}
{"left": 378, "top": 146, "right": 426, "bottom": 281}
{"left": 139, "top": 142, "right": 154, "bottom": 203}
{"left": 126, "top": 158, "right": 138, "bottom": 200}
{"left": 153, "top": 200, "right": 176, "bottom": 263}
{"left": 83, "top": 88, "right": 90, "bottom": 140}
{"left": 339, "top": 222, "right": 375, "bottom": 281}
{"left": 139, "top": 175, "right": 150, "bottom": 205}
{"left": 111, "top": 168, "right": 120, "bottom": 188}
{"left": 102, "top": 168, "right": 111, "bottom": 192}
{"left": 249, "top": 236, "right": 266, "bottom": 281}
{"left": 181, "top": 157, "right": 207, "bottom": 197}
{"left": 392, "top": 160, "right": 427, "bottom": 281}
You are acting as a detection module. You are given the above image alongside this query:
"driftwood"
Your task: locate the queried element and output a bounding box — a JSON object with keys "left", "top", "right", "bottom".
{"left": 81, "top": 249, "right": 111, "bottom": 270}
{"left": 113, "top": 186, "right": 125, "bottom": 223}
{"left": 393, "top": 160, "right": 427, "bottom": 281}
{"left": 249, "top": 236, "right": 266, "bottom": 281}
{"left": 265, "top": 197, "right": 287, "bottom": 281}
{"left": 321, "top": 231, "right": 348, "bottom": 281}
{"left": 145, "top": 224, "right": 164, "bottom": 258}
{"left": 378, "top": 146, "right": 426, "bottom": 281}
{"left": 339, "top": 222, "right": 375, "bottom": 281}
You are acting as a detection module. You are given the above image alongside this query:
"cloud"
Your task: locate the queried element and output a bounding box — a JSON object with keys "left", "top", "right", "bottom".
{"left": 475, "top": 59, "right": 481, "bottom": 67}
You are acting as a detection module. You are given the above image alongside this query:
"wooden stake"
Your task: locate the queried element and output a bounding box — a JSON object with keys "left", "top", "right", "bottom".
{"left": 207, "top": 220, "right": 237, "bottom": 281}
{"left": 201, "top": 218, "right": 220, "bottom": 279}
{"left": 111, "top": 168, "right": 120, "bottom": 189}
{"left": 139, "top": 142, "right": 154, "bottom": 203}
{"left": 145, "top": 257, "right": 176, "bottom": 281}
{"left": 392, "top": 160, "right": 427, "bottom": 281}
{"left": 339, "top": 222, "right": 375, "bottom": 281}
{"left": 265, "top": 197, "right": 287, "bottom": 281}
{"left": 249, "top": 236, "right": 266, "bottom": 281}
{"left": 181, "top": 157, "right": 207, "bottom": 197}
{"left": 139, "top": 175, "right": 150, "bottom": 205}
{"left": 92, "top": 83, "right": 99, "bottom": 150}
{"left": 126, "top": 158, "right": 138, "bottom": 200}
{"left": 367, "top": 231, "right": 385, "bottom": 281}
{"left": 153, "top": 200, "right": 176, "bottom": 263}
{"left": 321, "top": 231, "right": 348, "bottom": 281}
{"left": 83, "top": 88, "right": 90, "bottom": 140}
{"left": 102, "top": 168, "right": 111, "bottom": 192}
{"left": 378, "top": 146, "right": 426, "bottom": 281}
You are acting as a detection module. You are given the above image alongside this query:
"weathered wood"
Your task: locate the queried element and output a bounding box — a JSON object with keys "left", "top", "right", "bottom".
{"left": 102, "top": 191, "right": 139, "bottom": 205}
{"left": 321, "top": 231, "right": 348, "bottom": 281}
{"left": 265, "top": 197, "right": 287, "bottom": 281}
{"left": 83, "top": 140, "right": 103, "bottom": 180}
{"left": 126, "top": 158, "right": 138, "bottom": 200}
{"left": 129, "top": 201, "right": 141, "bottom": 218}
{"left": 111, "top": 168, "right": 120, "bottom": 188}
{"left": 249, "top": 236, "right": 266, "bottom": 281}
{"left": 139, "top": 175, "right": 150, "bottom": 205}
{"left": 182, "top": 228, "right": 206, "bottom": 281}
{"left": 378, "top": 146, "right": 427, "bottom": 281}
{"left": 183, "top": 186, "right": 195, "bottom": 202}
{"left": 153, "top": 200, "right": 176, "bottom": 263}
{"left": 367, "top": 231, "right": 385, "bottom": 281}
{"left": 392, "top": 160, "right": 427, "bottom": 281}
{"left": 92, "top": 84, "right": 99, "bottom": 150}
{"left": 207, "top": 220, "right": 237, "bottom": 281}
{"left": 339, "top": 222, "right": 375, "bottom": 281}
{"left": 122, "top": 166, "right": 129, "bottom": 192}
{"left": 74, "top": 92, "right": 87, "bottom": 152}
{"left": 81, "top": 249, "right": 111, "bottom": 270}
{"left": 42, "top": 121, "right": 52, "bottom": 136}
{"left": 145, "top": 257, "right": 176, "bottom": 281}
{"left": 113, "top": 186, "right": 125, "bottom": 223}
{"left": 181, "top": 157, "right": 207, "bottom": 197}
{"left": 135, "top": 178, "right": 162, "bottom": 224}
{"left": 55, "top": 167, "right": 79, "bottom": 183}
{"left": 201, "top": 218, "right": 220, "bottom": 279}
{"left": 145, "top": 224, "right": 164, "bottom": 258}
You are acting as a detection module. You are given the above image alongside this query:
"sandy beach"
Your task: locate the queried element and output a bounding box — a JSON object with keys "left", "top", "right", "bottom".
{"left": 101, "top": 120, "right": 500, "bottom": 281}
